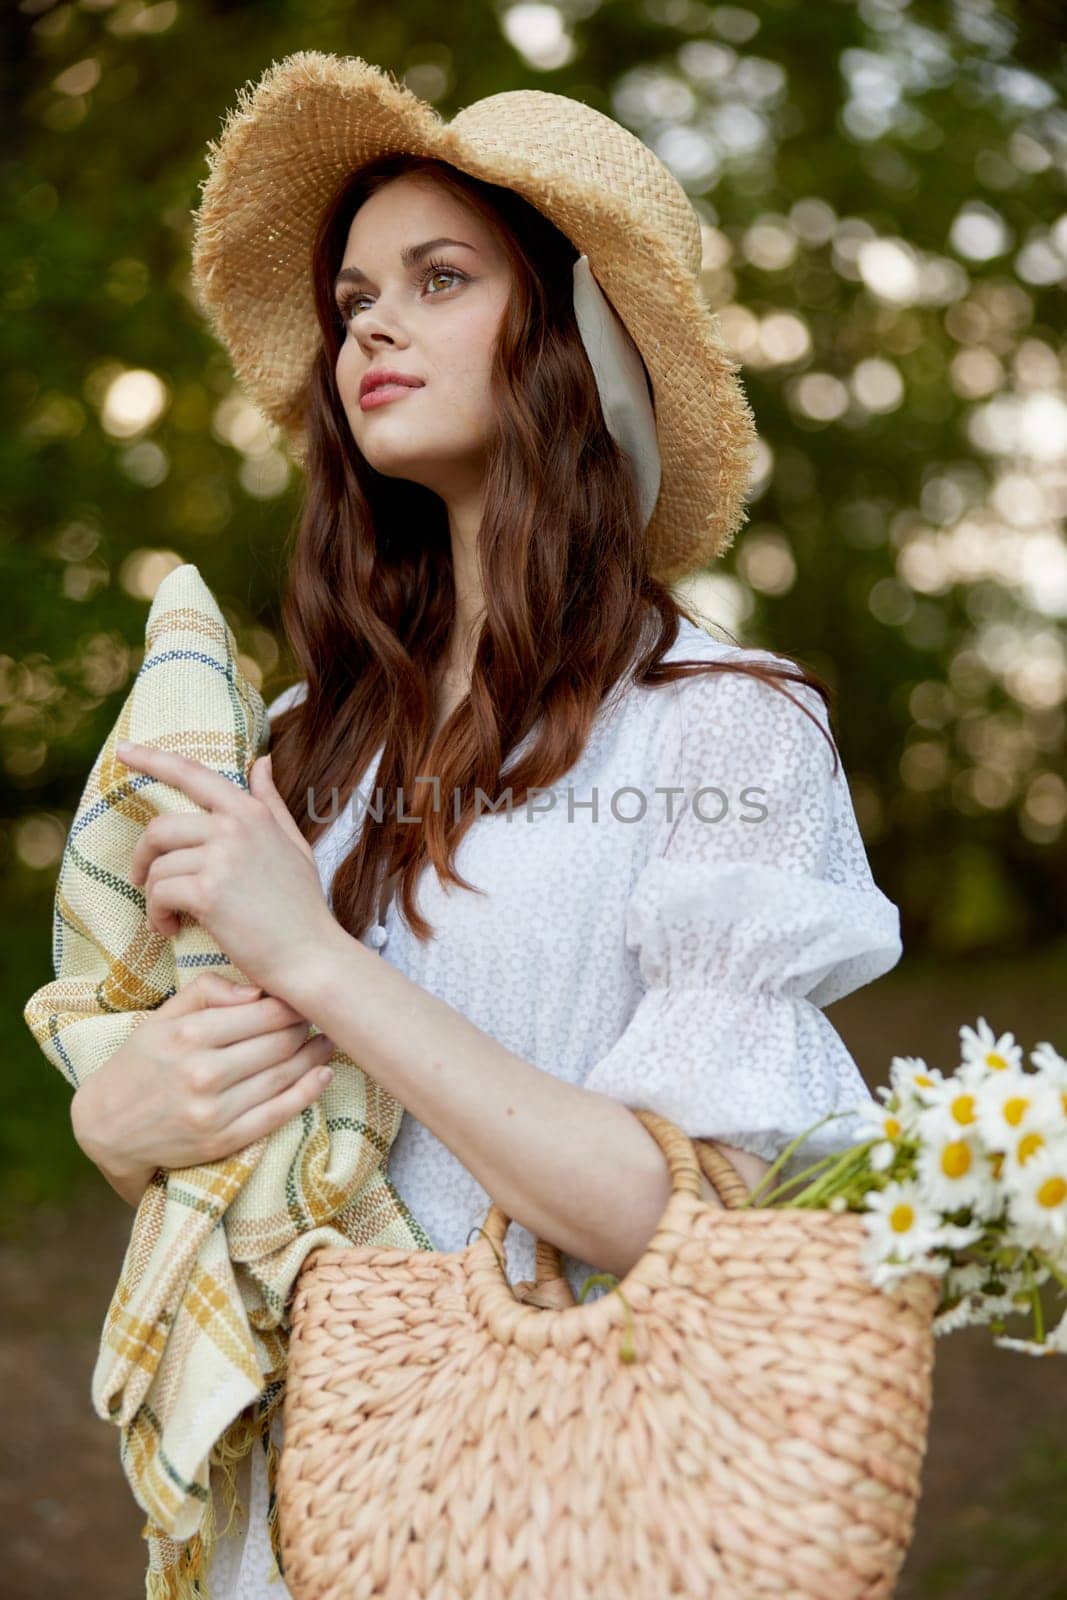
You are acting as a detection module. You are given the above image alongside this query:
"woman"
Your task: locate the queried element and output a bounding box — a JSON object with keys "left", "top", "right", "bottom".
{"left": 70, "top": 55, "right": 903, "bottom": 1598}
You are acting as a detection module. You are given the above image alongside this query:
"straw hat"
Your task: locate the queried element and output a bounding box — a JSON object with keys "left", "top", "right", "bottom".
{"left": 190, "top": 51, "right": 759, "bottom": 583}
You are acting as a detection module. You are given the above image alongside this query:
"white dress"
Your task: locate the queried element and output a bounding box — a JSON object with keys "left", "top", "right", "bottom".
{"left": 203, "top": 615, "right": 902, "bottom": 1597}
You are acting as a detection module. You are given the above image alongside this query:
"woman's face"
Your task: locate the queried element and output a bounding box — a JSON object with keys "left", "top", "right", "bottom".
{"left": 333, "top": 175, "right": 513, "bottom": 503}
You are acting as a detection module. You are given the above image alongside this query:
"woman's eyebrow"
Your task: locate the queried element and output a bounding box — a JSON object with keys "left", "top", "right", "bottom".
{"left": 334, "top": 238, "right": 479, "bottom": 293}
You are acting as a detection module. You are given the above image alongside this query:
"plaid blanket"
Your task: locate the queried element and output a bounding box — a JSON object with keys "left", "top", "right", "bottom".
{"left": 22, "top": 562, "right": 433, "bottom": 1598}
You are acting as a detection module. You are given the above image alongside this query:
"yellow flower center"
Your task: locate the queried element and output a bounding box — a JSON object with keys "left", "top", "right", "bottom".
{"left": 950, "top": 1095, "right": 976, "bottom": 1125}
{"left": 1037, "top": 1176, "right": 1067, "bottom": 1210}
{"left": 991, "top": 1152, "right": 1004, "bottom": 1179}
{"left": 1003, "top": 1096, "right": 1029, "bottom": 1126}
{"left": 885, "top": 1116, "right": 902, "bottom": 1138}
{"left": 985, "top": 1052, "right": 1009, "bottom": 1070}
{"left": 1061, "top": 1090, "right": 1067, "bottom": 1117}
{"left": 1017, "top": 1132, "right": 1045, "bottom": 1165}
{"left": 915, "top": 1073, "right": 934, "bottom": 1087}
{"left": 889, "top": 1203, "right": 915, "bottom": 1234}
{"left": 941, "top": 1141, "right": 972, "bottom": 1178}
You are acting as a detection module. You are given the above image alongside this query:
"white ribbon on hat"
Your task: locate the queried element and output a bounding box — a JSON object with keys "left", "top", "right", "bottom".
{"left": 572, "top": 254, "right": 662, "bottom": 530}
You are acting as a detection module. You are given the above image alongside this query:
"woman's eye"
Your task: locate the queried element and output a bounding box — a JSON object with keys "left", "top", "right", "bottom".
{"left": 337, "top": 261, "right": 466, "bottom": 329}
{"left": 425, "top": 267, "right": 461, "bottom": 292}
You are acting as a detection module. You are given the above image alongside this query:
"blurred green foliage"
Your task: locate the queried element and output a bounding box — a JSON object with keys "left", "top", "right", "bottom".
{"left": 913, "top": 1423, "right": 1067, "bottom": 1599}
{"left": 3, "top": 0, "right": 1066, "bottom": 1208}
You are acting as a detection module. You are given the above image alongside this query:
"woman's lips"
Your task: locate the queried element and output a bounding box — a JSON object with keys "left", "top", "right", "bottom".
{"left": 359, "top": 383, "right": 423, "bottom": 411}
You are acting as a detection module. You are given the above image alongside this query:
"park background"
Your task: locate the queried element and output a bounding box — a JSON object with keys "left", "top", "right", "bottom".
{"left": 2, "top": 0, "right": 1065, "bottom": 1595}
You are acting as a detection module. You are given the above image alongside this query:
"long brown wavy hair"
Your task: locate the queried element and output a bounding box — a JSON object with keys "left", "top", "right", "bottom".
{"left": 268, "top": 151, "right": 837, "bottom": 943}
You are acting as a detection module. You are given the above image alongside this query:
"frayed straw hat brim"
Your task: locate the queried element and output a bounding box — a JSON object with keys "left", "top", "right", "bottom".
{"left": 191, "top": 52, "right": 759, "bottom": 582}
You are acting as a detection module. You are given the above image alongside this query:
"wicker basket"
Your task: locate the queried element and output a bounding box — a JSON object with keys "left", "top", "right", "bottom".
{"left": 278, "top": 1108, "right": 939, "bottom": 1599}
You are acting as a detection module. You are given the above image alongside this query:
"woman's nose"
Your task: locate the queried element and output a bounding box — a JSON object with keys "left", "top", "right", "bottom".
{"left": 356, "top": 303, "right": 410, "bottom": 350}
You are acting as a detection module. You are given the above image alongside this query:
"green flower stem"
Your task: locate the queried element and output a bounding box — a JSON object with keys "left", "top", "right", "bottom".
{"left": 1033, "top": 1250, "right": 1067, "bottom": 1293}
{"left": 742, "top": 1149, "right": 845, "bottom": 1207}
{"left": 739, "top": 1112, "right": 860, "bottom": 1207}
{"left": 756, "top": 1139, "right": 877, "bottom": 1210}
{"left": 1026, "top": 1257, "right": 1045, "bottom": 1344}
{"left": 787, "top": 1142, "right": 879, "bottom": 1209}
{"left": 577, "top": 1273, "right": 635, "bottom": 1361}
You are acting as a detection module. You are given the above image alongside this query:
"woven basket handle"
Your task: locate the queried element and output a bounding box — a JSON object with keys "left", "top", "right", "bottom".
{"left": 505, "top": 1109, "right": 753, "bottom": 1309}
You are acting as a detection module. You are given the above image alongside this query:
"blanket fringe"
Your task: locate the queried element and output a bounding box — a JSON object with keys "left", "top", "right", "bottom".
{"left": 142, "top": 1383, "right": 288, "bottom": 1599}
{"left": 264, "top": 1399, "right": 286, "bottom": 1584}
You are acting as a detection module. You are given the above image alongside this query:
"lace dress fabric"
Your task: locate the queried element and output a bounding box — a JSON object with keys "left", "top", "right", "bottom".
{"left": 203, "top": 617, "right": 902, "bottom": 1597}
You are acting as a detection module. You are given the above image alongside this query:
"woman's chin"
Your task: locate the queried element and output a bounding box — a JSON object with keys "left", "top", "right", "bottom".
{"left": 352, "top": 440, "right": 455, "bottom": 493}
{"left": 355, "top": 444, "right": 430, "bottom": 482}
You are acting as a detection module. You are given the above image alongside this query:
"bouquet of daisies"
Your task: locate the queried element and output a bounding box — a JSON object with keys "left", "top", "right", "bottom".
{"left": 739, "top": 1018, "right": 1067, "bottom": 1356}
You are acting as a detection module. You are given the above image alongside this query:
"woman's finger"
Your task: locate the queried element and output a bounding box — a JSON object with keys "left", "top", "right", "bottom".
{"left": 212, "top": 1019, "right": 321, "bottom": 1090}
{"left": 215, "top": 1036, "right": 336, "bottom": 1144}
{"left": 130, "top": 814, "right": 213, "bottom": 886}
{"left": 155, "top": 971, "right": 265, "bottom": 1016}
{"left": 143, "top": 870, "right": 203, "bottom": 937}
{"left": 191, "top": 993, "right": 309, "bottom": 1052}
{"left": 140, "top": 846, "right": 209, "bottom": 935}
{"left": 249, "top": 756, "right": 316, "bottom": 862}
{"left": 115, "top": 740, "right": 247, "bottom": 816}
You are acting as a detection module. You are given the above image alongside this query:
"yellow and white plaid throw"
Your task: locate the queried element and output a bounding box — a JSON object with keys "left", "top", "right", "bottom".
{"left": 22, "top": 562, "right": 433, "bottom": 1598}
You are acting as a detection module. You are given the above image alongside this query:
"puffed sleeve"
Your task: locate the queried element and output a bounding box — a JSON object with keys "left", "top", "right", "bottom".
{"left": 581, "top": 655, "right": 901, "bottom": 1178}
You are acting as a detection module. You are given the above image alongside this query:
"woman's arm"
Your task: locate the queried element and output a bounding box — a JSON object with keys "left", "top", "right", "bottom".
{"left": 285, "top": 927, "right": 767, "bottom": 1280}
{"left": 68, "top": 974, "right": 338, "bottom": 1210}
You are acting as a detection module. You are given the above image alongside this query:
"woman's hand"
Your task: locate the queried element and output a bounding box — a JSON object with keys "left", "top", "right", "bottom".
{"left": 116, "top": 740, "right": 334, "bottom": 1001}
{"left": 70, "top": 972, "right": 338, "bottom": 1205}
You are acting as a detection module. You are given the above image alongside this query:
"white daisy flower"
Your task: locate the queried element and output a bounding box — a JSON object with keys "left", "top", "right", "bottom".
{"left": 941, "top": 1260, "right": 988, "bottom": 1300}
{"left": 993, "top": 1311, "right": 1067, "bottom": 1356}
{"left": 1031, "top": 1041, "right": 1067, "bottom": 1080}
{"left": 932, "top": 1219, "right": 986, "bottom": 1250}
{"left": 915, "top": 1126, "right": 1000, "bottom": 1219}
{"left": 959, "top": 1017, "right": 1023, "bottom": 1083}
{"left": 933, "top": 1279, "right": 1017, "bottom": 1335}
{"left": 934, "top": 1298, "right": 989, "bottom": 1335}
{"left": 887, "top": 1055, "right": 947, "bottom": 1112}
{"left": 865, "top": 1250, "right": 951, "bottom": 1290}
{"left": 998, "top": 1117, "right": 1066, "bottom": 1192}
{"left": 853, "top": 1099, "right": 910, "bottom": 1170}
{"left": 1031, "top": 1042, "right": 1067, "bottom": 1120}
{"left": 1002, "top": 1140, "right": 1067, "bottom": 1248}
{"left": 920, "top": 1075, "right": 984, "bottom": 1139}
{"left": 861, "top": 1179, "right": 948, "bottom": 1285}
{"left": 854, "top": 1098, "right": 905, "bottom": 1140}
{"left": 933, "top": 1237, "right": 1059, "bottom": 1342}
{"left": 874, "top": 1083, "right": 924, "bottom": 1140}
{"left": 974, "top": 1068, "right": 1057, "bottom": 1155}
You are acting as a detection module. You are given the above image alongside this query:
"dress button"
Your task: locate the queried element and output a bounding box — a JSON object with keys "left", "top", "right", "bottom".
{"left": 367, "top": 923, "right": 388, "bottom": 949}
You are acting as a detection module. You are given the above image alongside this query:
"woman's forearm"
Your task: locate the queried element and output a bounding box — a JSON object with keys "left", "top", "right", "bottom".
{"left": 285, "top": 925, "right": 681, "bottom": 1280}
